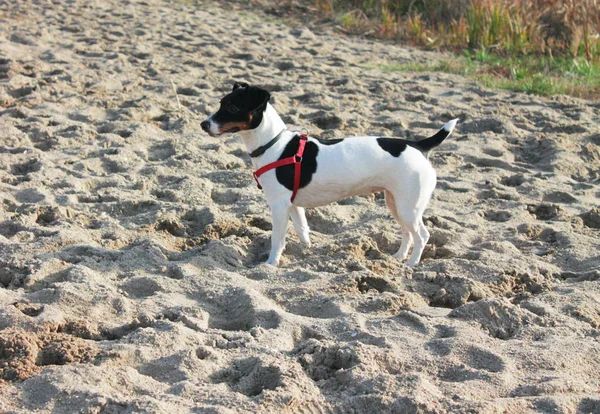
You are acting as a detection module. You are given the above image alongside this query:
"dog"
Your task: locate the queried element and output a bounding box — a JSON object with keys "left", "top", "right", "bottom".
{"left": 201, "top": 82, "right": 457, "bottom": 267}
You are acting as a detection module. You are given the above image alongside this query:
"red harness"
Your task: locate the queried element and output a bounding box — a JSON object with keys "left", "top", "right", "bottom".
{"left": 253, "top": 133, "right": 307, "bottom": 203}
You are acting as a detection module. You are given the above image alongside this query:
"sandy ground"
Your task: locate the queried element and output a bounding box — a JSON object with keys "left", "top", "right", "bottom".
{"left": 1, "top": 0, "right": 600, "bottom": 412}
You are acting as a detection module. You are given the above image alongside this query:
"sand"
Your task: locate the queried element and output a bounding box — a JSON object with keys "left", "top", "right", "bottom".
{"left": 1, "top": 0, "right": 599, "bottom": 412}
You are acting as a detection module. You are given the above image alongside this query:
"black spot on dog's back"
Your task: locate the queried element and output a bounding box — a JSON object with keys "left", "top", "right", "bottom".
{"left": 315, "top": 138, "right": 344, "bottom": 146}
{"left": 276, "top": 135, "right": 318, "bottom": 191}
{"left": 377, "top": 138, "right": 407, "bottom": 157}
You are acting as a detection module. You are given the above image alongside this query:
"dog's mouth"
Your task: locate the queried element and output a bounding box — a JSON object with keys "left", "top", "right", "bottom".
{"left": 206, "top": 126, "right": 240, "bottom": 137}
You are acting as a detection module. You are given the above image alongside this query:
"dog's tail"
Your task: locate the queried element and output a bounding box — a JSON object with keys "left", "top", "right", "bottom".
{"left": 409, "top": 118, "right": 459, "bottom": 153}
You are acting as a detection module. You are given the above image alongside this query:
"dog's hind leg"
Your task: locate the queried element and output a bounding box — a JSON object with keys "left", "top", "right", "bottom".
{"left": 418, "top": 218, "right": 430, "bottom": 248}
{"left": 384, "top": 190, "right": 400, "bottom": 222}
{"left": 290, "top": 206, "right": 311, "bottom": 248}
{"left": 404, "top": 211, "right": 430, "bottom": 267}
{"left": 386, "top": 190, "right": 413, "bottom": 261}
{"left": 396, "top": 210, "right": 426, "bottom": 267}
{"left": 266, "top": 201, "right": 290, "bottom": 266}
{"left": 393, "top": 227, "right": 414, "bottom": 261}
{"left": 389, "top": 190, "right": 432, "bottom": 266}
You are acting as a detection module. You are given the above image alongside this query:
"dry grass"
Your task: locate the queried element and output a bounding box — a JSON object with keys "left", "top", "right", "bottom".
{"left": 313, "top": 0, "right": 600, "bottom": 60}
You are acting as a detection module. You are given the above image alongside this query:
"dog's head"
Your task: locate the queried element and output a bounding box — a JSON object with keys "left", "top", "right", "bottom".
{"left": 201, "top": 82, "right": 271, "bottom": 137}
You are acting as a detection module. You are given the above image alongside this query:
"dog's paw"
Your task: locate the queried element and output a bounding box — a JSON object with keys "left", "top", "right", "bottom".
{"left": 392, "top": 252, "right": 408, "bottom": 261}
{"left": 297, "top": 231, "right": 311, "bottom": 248}
{"left": 405, "top": 259, "right": 419, "bottom": 267}
{"left": 264, "top": 258, "right": 280, "bottom": 267}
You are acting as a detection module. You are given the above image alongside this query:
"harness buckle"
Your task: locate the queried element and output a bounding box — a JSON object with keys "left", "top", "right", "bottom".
{"left": 294, "top": 155, "right": 303, "bottom": 163}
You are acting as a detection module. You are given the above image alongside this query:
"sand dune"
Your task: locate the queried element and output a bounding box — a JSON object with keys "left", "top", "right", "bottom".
{"left": 1, "top": 0, "right": 599, "bottom": 412}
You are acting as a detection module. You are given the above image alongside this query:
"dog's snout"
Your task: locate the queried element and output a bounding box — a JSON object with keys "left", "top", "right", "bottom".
{"left": 201, "top": 120, "right": 210, "bottom": 132}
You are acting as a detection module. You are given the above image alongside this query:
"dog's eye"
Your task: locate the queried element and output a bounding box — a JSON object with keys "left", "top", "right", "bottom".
{"left": 227, "top": 104, "right": 239, "bottom": 113}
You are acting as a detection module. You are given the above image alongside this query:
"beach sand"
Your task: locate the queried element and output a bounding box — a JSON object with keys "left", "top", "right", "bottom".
{"left": 1, "top": 0, "right": 599, "bottom": 412}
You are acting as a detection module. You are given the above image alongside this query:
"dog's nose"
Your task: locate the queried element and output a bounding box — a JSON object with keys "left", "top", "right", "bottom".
{"left": 201, "top": 120, "right": 210, "bottom": 132}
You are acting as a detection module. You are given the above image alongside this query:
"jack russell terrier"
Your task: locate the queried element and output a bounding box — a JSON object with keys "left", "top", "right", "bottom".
{"left": 201, "top": 82, "right": 457, "bottom": 267}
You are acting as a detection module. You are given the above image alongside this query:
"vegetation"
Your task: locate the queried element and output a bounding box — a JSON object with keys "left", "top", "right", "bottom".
{"left": 309, "top": 0, "right": 600, "bottom": 97}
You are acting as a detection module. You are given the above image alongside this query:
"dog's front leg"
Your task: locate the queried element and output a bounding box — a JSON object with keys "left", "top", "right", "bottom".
{"left": 290, "top": 206, "right": 311, "bottom": 248}
{"left": 265, "top": 201, "right": 290, "bottom": 266}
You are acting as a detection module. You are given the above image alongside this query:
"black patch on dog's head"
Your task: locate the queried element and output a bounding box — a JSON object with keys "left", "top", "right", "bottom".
{"left": 210, "top": 83, "right": 271, "bottom": 134}
{"left": 377, "top": 138, "right": 407, "bottom": 157}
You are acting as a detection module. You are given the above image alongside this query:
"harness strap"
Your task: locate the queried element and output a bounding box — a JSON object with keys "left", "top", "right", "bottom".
{"left": 291, "top": 136, "right": 307, "bottom": 202}
{"left": 253, "top": 133, "right": 307, "bottom": 203}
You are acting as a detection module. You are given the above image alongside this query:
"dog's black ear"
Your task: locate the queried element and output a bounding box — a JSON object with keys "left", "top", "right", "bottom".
{"left": 233, "top": 82, "right": 249, "bottom": 91}
{"left": 247, "top": 86, "right": 271, "bottom": 128}
{"left": 247, "top": 86, "right": 270, "bottom": 110}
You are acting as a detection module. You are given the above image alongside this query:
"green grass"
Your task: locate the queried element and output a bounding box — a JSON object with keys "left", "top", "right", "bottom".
{"left": 369, "top": 51, "right": 600, "bottom": 98}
